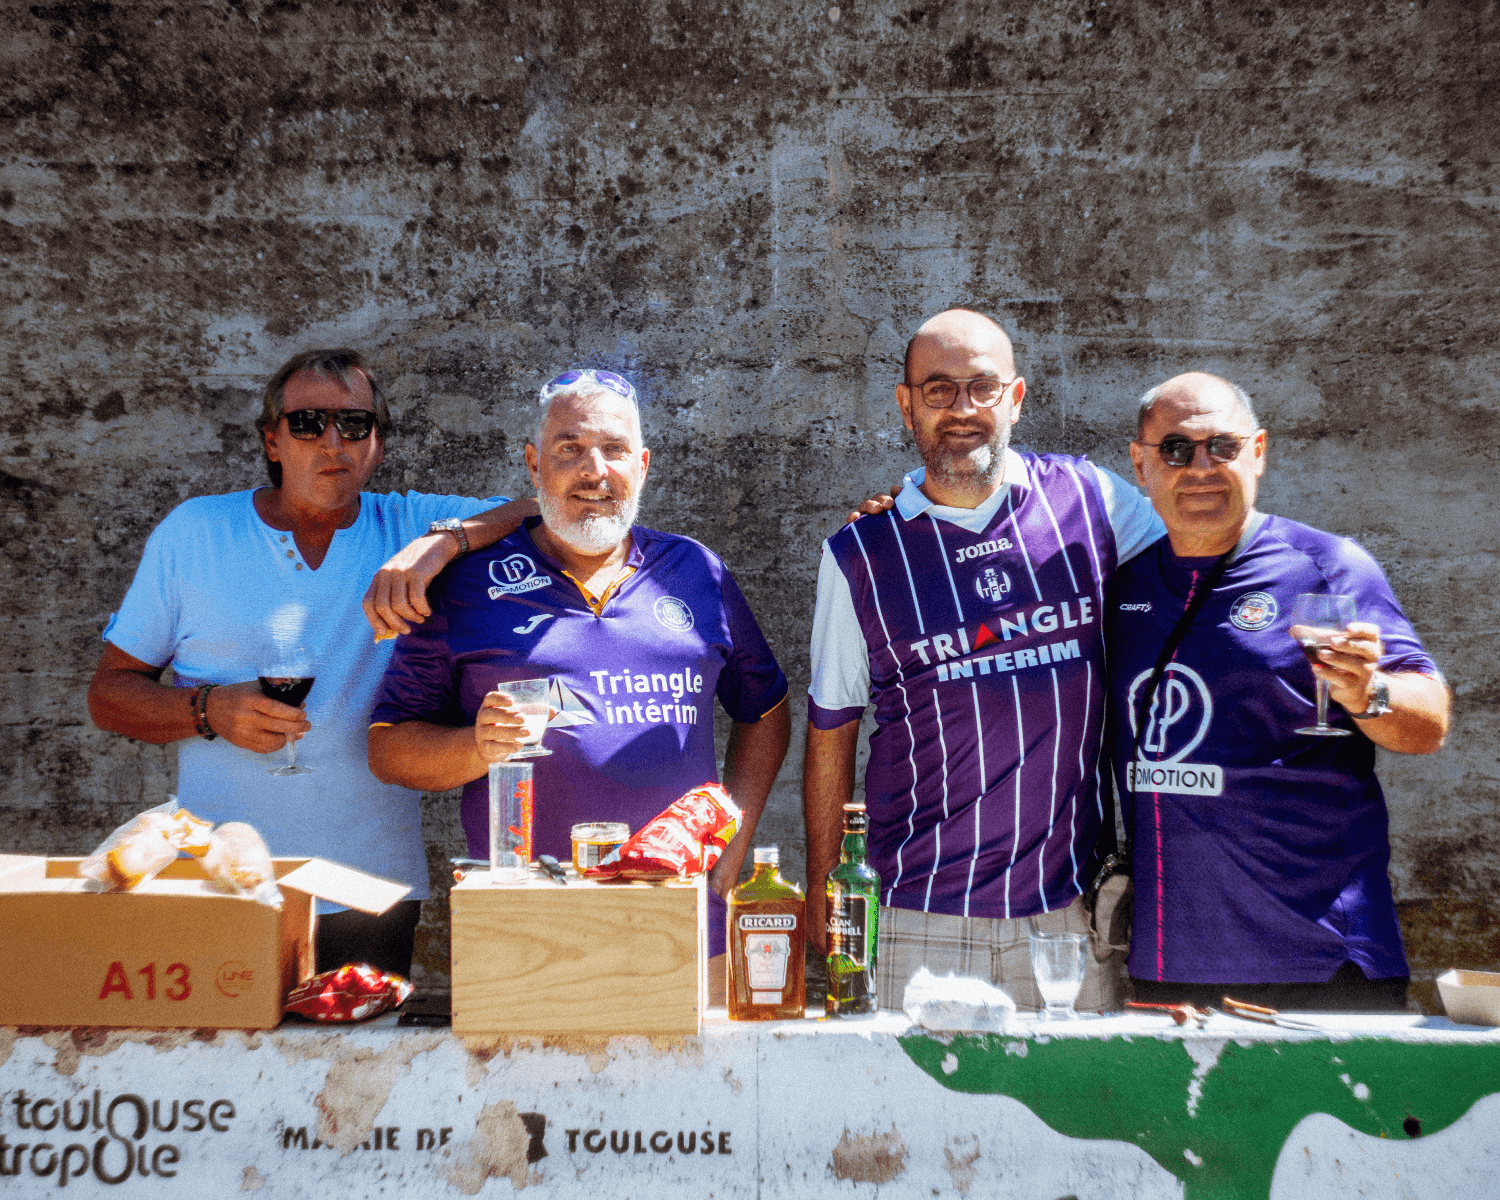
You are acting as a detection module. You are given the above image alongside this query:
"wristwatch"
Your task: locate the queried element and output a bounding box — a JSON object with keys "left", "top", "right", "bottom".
{"left": 1351, "top": 674, "right": 1392, "bottom": 720}
{"left": 427, "top": 518, "right": 470, "bottom": 557}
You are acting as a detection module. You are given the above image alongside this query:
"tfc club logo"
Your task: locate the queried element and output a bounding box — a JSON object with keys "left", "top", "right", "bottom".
{"left": 653, "top": 596, "right": 695, "bottom": 632}
{"left": 1229, "top": 591, "right": 1278, "bottom": 631}
{"left": 974, "top": 567, "right": 1013, "bottom": 604}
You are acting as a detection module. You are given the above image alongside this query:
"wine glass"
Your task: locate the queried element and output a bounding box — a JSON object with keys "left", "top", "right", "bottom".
{"left": 258, "top": 645, "right": 315, "bottom": 775}
{"left": 1030, "top": 932, "right": 1087, "bottom": 1019}
{"left": 497, "top": 677, "right": 552, "bottom": 759}
{"left": 1288, "top": 593, "right": 1357, "bottom": 738}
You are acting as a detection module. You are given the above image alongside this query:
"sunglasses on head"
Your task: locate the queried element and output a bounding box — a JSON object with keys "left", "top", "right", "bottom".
{"left": 1141, "top": 433, "right": 1248, "bottom": 467}
{"left": 283, "top": 408, "right": 379, "bottom": 441}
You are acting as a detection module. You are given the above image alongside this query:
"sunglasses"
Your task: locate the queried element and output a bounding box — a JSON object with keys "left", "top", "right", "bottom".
{"left": 538, "top": 368, "right": 638, "bottom": 405}
{"left": 283, "top": 408, "right": 379, "bottom": 441}
{"left": 1141, "top": 433, "right": 1247, "bottom": 467}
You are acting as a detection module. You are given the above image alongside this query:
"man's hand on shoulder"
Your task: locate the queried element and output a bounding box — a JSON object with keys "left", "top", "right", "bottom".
{"left": 363, "top": 533, "right": 459, "bottom": 641}
{"left": 205, "top": 682, "right": 312, "bottom": 755}
{"left": 845, "top": 484, "right": 902, "bottom": 526}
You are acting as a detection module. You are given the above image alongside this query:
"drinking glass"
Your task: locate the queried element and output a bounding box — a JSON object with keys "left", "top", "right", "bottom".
{"left": 1288, "top": 593, "right": 1357, "bottom": 738}
{"left": 258, "top": 645, "right": 315, "bottom": 775}
{"left": 497, "top": 677, "right": 552, "bottom": 759}
{"left": 489, "top": 759, "right": 534, "bottom": 882}
{"left": 1030, "top": 932, "right": 1087, "bottom": 1019}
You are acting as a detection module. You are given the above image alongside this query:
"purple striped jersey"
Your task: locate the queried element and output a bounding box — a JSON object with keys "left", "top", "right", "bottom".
{"left": 810, "top": 452, "right": 1131, "bottom": 920}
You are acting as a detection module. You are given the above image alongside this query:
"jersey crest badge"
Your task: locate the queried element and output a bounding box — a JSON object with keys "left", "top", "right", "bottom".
{"left": 653, "top": 595, "right": 695, "bottom": 632}
{"left": 488, "top": 554, "right": 553, "bottom": 599}
{"left": 974, "top": 567, "right": 1013, "bottom": 604}
{"left": 1228, "top": 591, "right": 1278, "bottom": 631}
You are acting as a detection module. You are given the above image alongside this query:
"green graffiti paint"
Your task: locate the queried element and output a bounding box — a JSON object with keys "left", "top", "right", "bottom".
{"left": 900, "top": 1033, "right": 1500, "bottom": 1200}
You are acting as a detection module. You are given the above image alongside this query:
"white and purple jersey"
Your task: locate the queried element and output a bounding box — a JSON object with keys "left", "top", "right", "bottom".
{"left": 371, "top": 520, "right": 788, "bottom": 955}
{"left": 810, "top": 450, "right": 1163, "bottom": 921}
{"left": 1105, "top": 514, "right": 1438, "bottom": 985}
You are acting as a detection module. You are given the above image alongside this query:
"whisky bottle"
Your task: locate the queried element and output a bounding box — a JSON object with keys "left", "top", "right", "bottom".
{"left": 727, "top": 847, "right": 806, "bottom": 1020}
{"left": 826, "top": 803, "right": 880, "bottom": 1016}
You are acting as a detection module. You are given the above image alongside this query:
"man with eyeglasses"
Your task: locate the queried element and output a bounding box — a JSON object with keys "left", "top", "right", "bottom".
{"left": 804, "top": 308, "right": 1165, "bottom": 1011}
{"left": 1104, "top": 371, "right": 1449, "bottom": 1011}
{"left": 88, "top": 348, "right": 536, "bottom": 976}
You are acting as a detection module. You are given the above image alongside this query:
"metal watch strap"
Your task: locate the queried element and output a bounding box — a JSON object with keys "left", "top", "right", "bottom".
{"left": 428, "top": 519, "right": 470, "bottom": 557}
{"left": 1351, "top": 674, "right": 1391, "bottom": 719}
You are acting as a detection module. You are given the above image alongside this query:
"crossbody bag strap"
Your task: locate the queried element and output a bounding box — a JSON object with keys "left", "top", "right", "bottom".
{"left": 1098, "top": 513, "right": 1266, "bottom": 875}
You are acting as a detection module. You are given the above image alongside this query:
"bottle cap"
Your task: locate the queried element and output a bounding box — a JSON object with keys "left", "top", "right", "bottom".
{"left": 752, "top": 846, "right": 779, "bottom": 864}
{"left": 842, "top": 805, "right": 868, "bottom": 832}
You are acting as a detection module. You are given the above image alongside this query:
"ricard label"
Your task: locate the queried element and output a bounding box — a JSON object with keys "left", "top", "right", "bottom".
{"left": 738, "top": 914, "right": 797, "bottom": 931}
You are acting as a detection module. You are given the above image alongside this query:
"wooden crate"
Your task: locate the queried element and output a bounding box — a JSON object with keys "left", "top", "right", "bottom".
{"left": 450, "top": 870, "right": 706, "bottom": 1036}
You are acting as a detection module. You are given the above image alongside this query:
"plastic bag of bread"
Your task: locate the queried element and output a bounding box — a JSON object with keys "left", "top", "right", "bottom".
{"left": 202, "top": 822, "right": 283, "bottom": 908}
{"left": 80, "top": 797, "right": 215, "bottom": 892}
{"left": 584, "top": 783, "right": 742, "bottom": 881}
{"left": 283, "top": 964, "right": 414, "bottom": 1022}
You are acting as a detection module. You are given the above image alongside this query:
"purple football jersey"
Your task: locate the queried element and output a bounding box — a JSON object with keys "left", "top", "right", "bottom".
{"left": 1106, "top": 515, "right": 1437, "bottom": 985}
{"left": 371, "top": 520, "right": 788, "bottom": 955}
{"left": 812, "top": 453, "right": 1121, "bottom": 920}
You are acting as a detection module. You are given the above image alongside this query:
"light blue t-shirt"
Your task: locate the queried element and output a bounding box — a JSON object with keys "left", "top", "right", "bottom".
{"left": 103, "top": 488, "right": 504, "bottom": 908}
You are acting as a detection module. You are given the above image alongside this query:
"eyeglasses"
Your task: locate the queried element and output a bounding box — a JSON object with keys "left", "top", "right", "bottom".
{"left": 913, "top": 376, "right": 1018, "bottom": 409}
{"left": 538, "top": 368, "right": 638, "bottom": 406}
{"left": 1140, "top": 433, "right": 1248, "bottom": 468}
{"left": 283, "top": 408, "right": 379, "bottom": 441}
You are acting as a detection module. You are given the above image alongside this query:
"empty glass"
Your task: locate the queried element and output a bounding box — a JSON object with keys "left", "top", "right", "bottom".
{"left": 1030, "top": 931, "right": 1088, "bottom": 1019}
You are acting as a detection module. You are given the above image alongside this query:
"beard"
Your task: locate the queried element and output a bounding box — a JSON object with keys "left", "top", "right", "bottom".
{"left": 913, "top": 417, "right": 1010, "bottom": 489}
{"left": 537, "top": 485, "right": 641, "bottom": 554}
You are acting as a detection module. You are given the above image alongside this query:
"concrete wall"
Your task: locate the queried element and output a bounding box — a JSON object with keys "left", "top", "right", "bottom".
{"left": 3, "top": 0, "right": 1496, "bottom": 1000}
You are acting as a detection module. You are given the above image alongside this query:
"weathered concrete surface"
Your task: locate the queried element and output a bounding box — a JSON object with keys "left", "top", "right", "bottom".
{"left": 1, "top": 1, "right": 1496, "bottom": 993}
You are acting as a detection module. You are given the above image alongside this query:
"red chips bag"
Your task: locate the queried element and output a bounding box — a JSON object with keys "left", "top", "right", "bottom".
{"left": 283, "top": 964, "right": 414, "bottom": 1023}
{"left": 584, "top": 783, "right": 742, "bottom": 881}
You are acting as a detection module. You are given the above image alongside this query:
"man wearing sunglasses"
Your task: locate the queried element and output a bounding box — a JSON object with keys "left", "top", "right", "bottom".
{"left": 87, "top": 348, "right": 537, "bottom": 977}
{"left": 804, "top": 309, "right": 1165, "bottom": 1012}
{"left": 1105, "top": 371, "right": 1449, "bottom": 1011}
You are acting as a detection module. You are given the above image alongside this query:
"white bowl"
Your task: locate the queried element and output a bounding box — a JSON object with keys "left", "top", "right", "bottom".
{"left": 1436, "top": 969, "right": 1500, "bottom": 1026}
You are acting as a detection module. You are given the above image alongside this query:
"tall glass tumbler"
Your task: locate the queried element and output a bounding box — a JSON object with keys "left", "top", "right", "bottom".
{"left": 489, "top": 760, "right": 534, "bottom": 883}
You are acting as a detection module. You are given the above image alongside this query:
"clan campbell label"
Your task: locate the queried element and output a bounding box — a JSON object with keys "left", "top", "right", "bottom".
{"left": 828, "top": 895, "right": 869, "bottom": 966}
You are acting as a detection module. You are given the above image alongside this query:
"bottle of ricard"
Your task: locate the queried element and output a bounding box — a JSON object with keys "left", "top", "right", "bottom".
{"left": 826, "top": 804, "right": 880, "bottom": 1016}
{"left": 727, "top": 847, "right": 806, "bottom": 1020}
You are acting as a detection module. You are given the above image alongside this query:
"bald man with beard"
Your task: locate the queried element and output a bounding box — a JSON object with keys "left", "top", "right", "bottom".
{"left": 804, "top": 309, "right": 1164, "bottom": 1012}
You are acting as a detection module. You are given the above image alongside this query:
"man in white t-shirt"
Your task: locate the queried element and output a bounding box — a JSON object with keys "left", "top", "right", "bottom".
{"left": 87, "top": 349, "right": 535, "bottom": 976}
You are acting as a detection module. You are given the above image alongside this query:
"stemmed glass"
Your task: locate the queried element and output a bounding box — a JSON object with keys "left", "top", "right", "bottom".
{"left": 258, "top": 644, "right": 315, "bottom": 775}
{"left": 499, "top": 677, "right": 552, "bottom": 759}
{"left": 1288, "top": 594, "right": 1357, "bottom": 738}
{"left": 1030, "top": 932, "right": 1087, "bottom": 1019}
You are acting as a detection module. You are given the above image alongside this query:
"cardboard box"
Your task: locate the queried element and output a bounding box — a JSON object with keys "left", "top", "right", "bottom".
{"left": 450, "top": 870, "right": 706, "bottom": 1036}
{"left": 1437, "top": 968, "right": 1500, "bottom": 1027}
{"left": 0, "top": 854, "right": 410, "bottom": 1030}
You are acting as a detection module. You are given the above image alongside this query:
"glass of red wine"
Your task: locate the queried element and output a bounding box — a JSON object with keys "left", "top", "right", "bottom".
{"left": 1288, "top": 593, "right": 1357, "bottom": 737}
{"left": 258, "top": 645, "right": 315, "bottom": 775}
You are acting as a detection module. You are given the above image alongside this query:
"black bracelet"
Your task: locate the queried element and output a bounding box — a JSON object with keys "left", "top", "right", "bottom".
{"left": 192, "top": 683, "right": 219, "bottom": 741}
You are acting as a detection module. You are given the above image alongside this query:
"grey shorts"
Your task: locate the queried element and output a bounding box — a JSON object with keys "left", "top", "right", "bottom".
{"left": 875, "top": 895, "right": 1124, "bottom": 1013}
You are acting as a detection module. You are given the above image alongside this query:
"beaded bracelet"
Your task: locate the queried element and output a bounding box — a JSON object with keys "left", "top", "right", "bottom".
{"left": 192, "top": 683, "right": 219, "bottom": 741}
